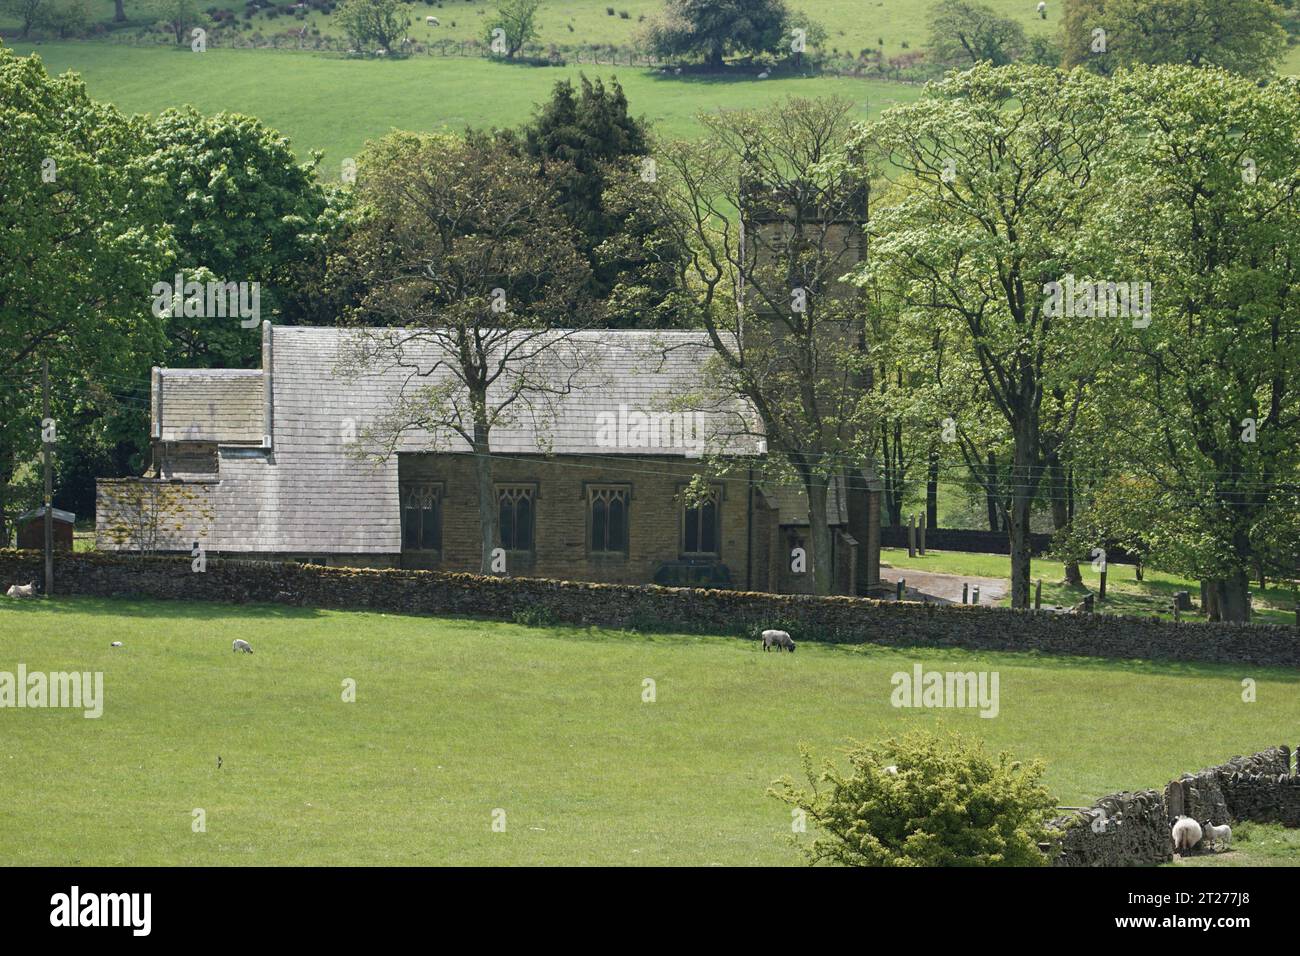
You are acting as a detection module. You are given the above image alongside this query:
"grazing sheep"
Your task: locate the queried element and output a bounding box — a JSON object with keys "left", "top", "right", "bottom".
{"left": 5, "top": 582, "right": 36, "bottom": 598}
{"left": 1203, "top": 821, "right": 1231, "bottom": 850}
{"left": 756, "top": 70, "right": 770, "bottom": 79}
{"left": 426, "top": 15, "right": 440, "bottom": 24}
{"left": 883, "top": 765, "right": 899, "bottom": 776}
{"left": 761, "top": 629, "right": 796, "bottom": 653}
{"left": 232, "top": 639, "right": 253, "bottom": 654}
{"left": 1172, "top": 816, "right": 1202, "bottom": 853}
{"left": 111, "top": 641, "right": 123, "bottom": 648}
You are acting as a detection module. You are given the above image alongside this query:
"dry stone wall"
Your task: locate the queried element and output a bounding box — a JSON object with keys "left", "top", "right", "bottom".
{"left": 1, "top": 550, "right": 1297, "bottom": 668}
{"left": 1051, "top": 747, "right": 1297, "bottom": 866}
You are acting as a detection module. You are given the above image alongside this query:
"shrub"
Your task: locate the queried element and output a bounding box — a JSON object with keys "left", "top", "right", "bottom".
{"left": 605, "top": 6, "right": 613, "bottom": 14}
{"left": 512, "top": 605, "right": 558, "bottom": 627}
{"left": 618, "top": 9, "right": 629, "bottom": 18}
{"left": 770, "top": 729, "right": 1056, "bottom": 867}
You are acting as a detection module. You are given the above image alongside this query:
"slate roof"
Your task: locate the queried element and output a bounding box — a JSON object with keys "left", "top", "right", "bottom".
{"left": 761, "top": 478, "right": 850, "bottom": 527}
{"left": 157, "top": 369, "right": 263, "bottom": 444}
{"left": 188, "top": 326, "right": 765, "bottom": 553}
{"left": 141, "top": 325, "right": 856, "bottom": 554}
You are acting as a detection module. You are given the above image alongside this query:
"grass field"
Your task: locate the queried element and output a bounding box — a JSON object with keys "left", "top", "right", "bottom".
{"left": 1, "top": 595, "right": 1296, "bottom": 865}
{"left": 8, "top": 41, "right": 924, "bottom": 174}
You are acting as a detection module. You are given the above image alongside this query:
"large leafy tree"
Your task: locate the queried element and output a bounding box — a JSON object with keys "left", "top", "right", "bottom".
{"left": 0, "top": 46, "right": 172, "bottom": 544}
{"left": 927, "top": 0, "right": 1027, "bottom": 66}
{"left": 141, "top": 107, "right": 328, "bottom": 368}
{"left": 645, "top": 0, "right": 792, "bottom": 69}
{"left": 517, "top": 75, "right": 686, "bottom": 328}
{"left": 646, "top": 97, "right": 873, "bottom": 595}
{"left": 861, "top": 65, "right": 1121, "bottom": 608}
{"left": 1081, "top": 67, "right": 1300, "bottom": 620}
{"left": 333, "top": 132, "right": 593, "bottom": 573}
{"left": 1060, "top": 0, "right": 1287, "bottom": 77}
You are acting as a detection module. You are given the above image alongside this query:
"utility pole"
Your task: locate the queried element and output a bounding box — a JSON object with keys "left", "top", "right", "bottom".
{"left": 42, "top": 354, "right": 53, "bottom": 596}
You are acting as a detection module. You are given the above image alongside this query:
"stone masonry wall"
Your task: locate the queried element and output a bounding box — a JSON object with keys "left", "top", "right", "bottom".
{"left": 2, "top": 549, "right": 1296, "bottom": 668}
{"left": 1051, "top": 747, "right": 1298, "bottom": 866}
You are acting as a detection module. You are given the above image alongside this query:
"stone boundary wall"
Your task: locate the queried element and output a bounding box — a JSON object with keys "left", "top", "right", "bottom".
{"left": 1, "top": 550, "right": 1297, "bottom": 668}
{"left": 1050, "top": 747, "right": 1297, "bottom": 866}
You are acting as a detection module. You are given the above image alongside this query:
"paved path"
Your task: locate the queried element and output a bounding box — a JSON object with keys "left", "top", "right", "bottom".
{"left": 878, "top": 567, "right": 1008, "bottom": 606}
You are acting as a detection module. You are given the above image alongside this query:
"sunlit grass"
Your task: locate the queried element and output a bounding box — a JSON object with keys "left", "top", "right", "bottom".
{"left": 1, "top": 595, "right": 1295, "bottom": 865}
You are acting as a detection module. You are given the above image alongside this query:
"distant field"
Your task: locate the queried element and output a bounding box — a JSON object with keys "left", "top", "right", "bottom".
{"left": 1, "top": 595, "right": 1297, "bottom": 865}
{"left": 8, "top": 41, "right": 924, "bottom": 173}
{"left": 882, "top": 547, "right": 1298, "bottom": 626}
{"left": 7, "top": 0, "right": 1297, "bottom": 68}
{"left": 11, "top": 0, "right": 1059, "bottom": 60}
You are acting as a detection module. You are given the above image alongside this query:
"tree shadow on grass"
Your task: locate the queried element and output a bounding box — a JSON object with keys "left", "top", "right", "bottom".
{"left": 0, "top": 594, "right": 326, "bottom": 621}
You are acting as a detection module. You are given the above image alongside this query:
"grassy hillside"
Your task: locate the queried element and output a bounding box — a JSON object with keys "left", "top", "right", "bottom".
{"left": 8, "top": 41, "right": 924, "bottom": 173}
{"left": 1, "top": 596, "right": 1296, "bottom": 865}
{"left": 11, "top": 0, "right": 1298, "bottom": 69}
{"left": 16, "top": 0, "right": 1059, "bottom": 60}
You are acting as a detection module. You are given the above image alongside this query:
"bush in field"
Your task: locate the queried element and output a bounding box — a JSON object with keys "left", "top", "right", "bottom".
{"left": 39, "top": 0, "right": 93, "bottom": 37}
{"left": 335, "top": 0, "right": 404, "bottom": 52}
{"left": 770, "top": 729, "right": 1056, "bottom": 866}
{"left": 487, "top": 0, "right": 541, "bottom": 57}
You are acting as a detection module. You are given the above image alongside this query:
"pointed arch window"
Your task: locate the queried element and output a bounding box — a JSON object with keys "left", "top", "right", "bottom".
{"left": 588, "top": 485, "right": 630, "bottom": 554}
{"left": 401, "top": 482, "right": 443, "bottom": 551}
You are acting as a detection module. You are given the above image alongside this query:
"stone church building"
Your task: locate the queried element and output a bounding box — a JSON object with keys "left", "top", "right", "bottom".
{"left": 96, "top": 321, "right": 883, "bottom": 595}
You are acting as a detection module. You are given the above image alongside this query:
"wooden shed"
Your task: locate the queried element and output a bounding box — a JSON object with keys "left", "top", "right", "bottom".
{"left": 16, "top": 507, "right": 75, "bottom": 551}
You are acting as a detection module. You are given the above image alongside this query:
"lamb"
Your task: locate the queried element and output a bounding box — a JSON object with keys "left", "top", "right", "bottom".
{"left": 761, "top": 629, "right": 796, "bottom": 653}
{"left": 1203, "top": 821, "right": 1231, "bottom": 851}
{"left": 5, "top": 582, "right": 36, "bottom": 598}
{"left": 1171, "top": 816, "right": 1202, "bottom": 853}
{"left": 232, "top": 639, "right": 253, "bottom": 654}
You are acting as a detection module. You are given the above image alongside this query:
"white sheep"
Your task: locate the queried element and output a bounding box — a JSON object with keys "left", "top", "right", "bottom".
{"left": 425, "top": 15, "right": 440, "bottom": 25}
{"left": 1203, "top": 821, "right": 1231, "bottom": 850}
{"left": 883, "top": 765, "right": 899, "bottom": 776}
{"left": 5, "top": 583, "right": 35, "bottom": 598}
{"left": 111, "top": 641, "right": 123, "bottom": 648}
{"left": 1037, "top": 1, "right": 1047, "bottom": 17}
{"left": 1171, "top": 816, "right": 1202, "bottom": 853}
{"left": 232, "top": 639, "right": 253, "bottom": 654}
{"left": 761, "top": 629, "right": 796, "bottom": 653}
{"left": 757, "top": 70, "right": 770, "bottom": 79}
